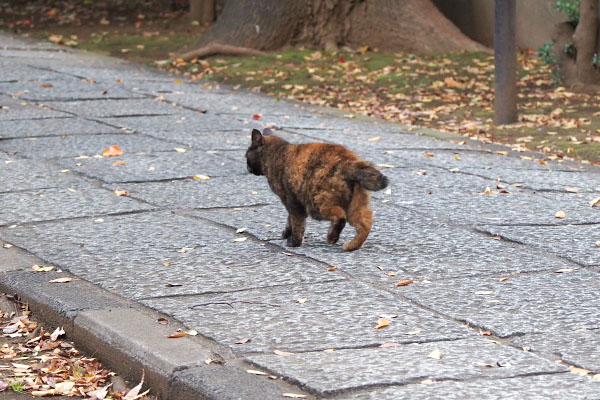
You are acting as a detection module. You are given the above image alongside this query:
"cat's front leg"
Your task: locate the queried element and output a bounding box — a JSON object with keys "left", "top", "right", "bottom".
{"left": 286, "top": 212, "right": 306, "bottom": 247}
{"left": 282, "top": 215, "right": 292, "bottom": 239}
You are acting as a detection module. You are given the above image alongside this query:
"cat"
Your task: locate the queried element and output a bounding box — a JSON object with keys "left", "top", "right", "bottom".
{"left": 246, "top": 128, "right": 388, "bottom": 251}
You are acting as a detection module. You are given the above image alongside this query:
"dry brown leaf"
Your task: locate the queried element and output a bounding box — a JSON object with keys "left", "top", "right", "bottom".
{"left": 32, "top": 264, "right": 55, "bottom": 272}
{"left": 123, "top": 370, "right": 145, "bottom": 399}
{"left": 114, "top": 189, "right": 128, "bottom": 197}
{"left": 395, "top": 280, "right": 414, "bottom": 287}
{"left": 590, "top": 197, "right": 600, "bottom": 207}
{"left": 554, "top": 210, "right": 566, "bottom": 219}
{"left": 102, "top": 145, "right": 123, "bottom": 157}
{"left": 167, "top": 332, "right": 188, "bottom": 338}
{"left": 50, "top": 326, "right": 65, "bottom": 341}
{"left": 569, "top": 366, "right": 592, "bottom": 376}
{"left": 423, "top": 152, "right": 435, "bottom": 157}
{"left": 235, "top": 338, "right": 251, "bottom": 344}
{"left": 112, "top": 160, "right": 125, "bottom": 166}
{"left": 193, "top": 174, "right": 210, "bottom": 180}
{"left": 327, "top": 266, "right": 337, "bottom": 271}
{"left": 374, "top": 317, "right": 389, "bottom": 329}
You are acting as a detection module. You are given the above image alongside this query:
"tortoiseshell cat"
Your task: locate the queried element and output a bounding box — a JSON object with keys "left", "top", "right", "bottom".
{"left": 246, "top": 128, "right": 388, "bottom": 251}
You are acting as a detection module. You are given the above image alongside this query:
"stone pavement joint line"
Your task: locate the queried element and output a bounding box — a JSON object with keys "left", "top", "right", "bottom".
{"left": 1, "top": 32, "right": 600, "bottom": 399}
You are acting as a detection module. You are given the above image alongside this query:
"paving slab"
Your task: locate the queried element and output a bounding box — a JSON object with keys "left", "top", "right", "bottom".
{"left": 247, "top": 337, "right": 566, "bottom": 396}
{"left": 0, "top": 100, "right": 71, "bottom": 120}
{"left": 56, "top": 150, "right": 245, "bottom": 183}
{"left": 0, "top": 117, "right": 120, "bottom": 139}
{"left": 334, "top": 373, "right": 600, "bottom": 400}
{"left": 0, "top": 132, "right": 175, "bottom": 159}
{"left": 120, "top": 175, "right": 278, "bottom": 208}
{"left": 400, "top": 270, "right": 600, "bottom": 337}
{"left": 0, "top": 79, "right": 145, "bottom": 101}
{"left": 483, "top": 223, "right": 600, "bottom": 267}
{"left": 0, "top": 159, "right": 84, "bottom": 192}
{"left": 190, "top": 203, "right": 565, "bottom": 282}
{"left": 143, "top": 281, "right": 474, "bottom": 353}
{"left": 45, "top": 98, "right": 182, "bottom": 118}
{"left": 0, "top": 211, "right": 342, "bottom": 300}
{"left": 511, "top": 329, "right": 600, "bottom": 373}
{"left": 0, "top": 184, "right": 153, "bottom": 226}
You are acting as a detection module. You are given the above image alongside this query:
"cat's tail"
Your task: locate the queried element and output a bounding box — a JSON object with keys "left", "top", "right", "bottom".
{"left": 344, "top": 161, "right": 389, "bottom": 191}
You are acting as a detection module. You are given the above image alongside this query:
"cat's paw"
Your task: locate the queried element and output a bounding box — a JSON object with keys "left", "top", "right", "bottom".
{"left": 286, "top": 237, "right": 302, "bottom": 247}
{"left": 282, "top": 226, "right": 292, "bottom": 239}
{"left": 327, "top": 232, "right": 340, "bottom": 244}
{"left": 343, "top": 241, "right": 361, "bottom": 251}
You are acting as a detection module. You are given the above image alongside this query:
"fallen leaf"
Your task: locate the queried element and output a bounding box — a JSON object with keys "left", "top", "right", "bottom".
{"left": 157, "top": 318, "right": 168, "bottom": 325}
{"left": 427, "top": 348, "right": 441, "bottom": 360}
{"left": 590, "top": 197, "right": 600, "bottom": 207}
{"left": 570, "top": 366, "right": 592, "bottom": 376}
{"left": 327, "top": 266, "right": 337, "bottom": 271}
{"left": 283, "top": 394, "right": 307, "bottom": 399}
{"left": 374, "top": 317, "right": 389, "bottom": 329}
{"left": 112, "top": 160, "right": 125, "bottom": 166}
{"left": 273, "top": 350, "right": 294, "bottom": 355}
{"left": 404, "top": 329, "right": 422, "bottom": 335}
{"left": 167, "top": 332, "right": 188, "bottom": 338}
{"left": 246, "top": 369, "right": 268, "bottom": 375}
{"left": 379, "top": 342, "right": 400, "bottom": 348}
{"left": 595, "top": 241, "right": 600, "bottom": 247}
{"left": 114, "top": 189, "right": 128, "bottom": 197}
{"left": 50, "top": 326, "right": 65, "bottom": 341}
{"left": 236, "top": 227, "right": 247, "bottom": 233}
{"left": 124, "top": 370, "right": 145, "bottom": 399}
{"left": 102, "top": 145, "right": 123, "bottom": 157}
{"left": 193, "top": 174, "right": 210, "bottom": 180}
{"left": 32, "top": 264, "right": 55, "bottom": 272}
{"left": 233, "top": 237, "right": 247, "bottom": 242}
{"left": 0, "top": 381, "right": 6, "bottom": 392}
{"left": 565, "top": 187, "right": 579, "bottom": 193}
{"left": 48, "top": 277, "right": 74, "bottom": 283}
{"left": 2, "top": 243, "right": 13, "bottom": 248}
{"left": 252, "top": 114, "right": 261, "bottom": 120}
{"left": 40, "top": 83, "right": 53, "bottom": 88}
{"left": 187, "top": 329, "right": 198, "bottom": 336}
{"left": 296, "top": 298, "right": 308, "bottom": 304}
{"left": 368, "top": 136, "right": 381, "bottom": 142}
{"left": 174, "top": 147, "right": 187, "bottom": 153}
{"left": 395, "top": 280, "right": 413, "bottom": 287}
{"left": 235, "top": 338, "right": 251, "bottom": 344}
{"left": 555, "top": 268, "right": 575, "bottom": 273}
{"left": 423, "top": 152, "right": 435, "bottom": 157}
{"left": 54, "top": 381, "right": 75, "bottom": 394}
{"left": 555, "top": 210, "right": 566, "bottom": 219}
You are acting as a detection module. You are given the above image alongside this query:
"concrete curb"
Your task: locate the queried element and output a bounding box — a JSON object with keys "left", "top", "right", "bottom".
{"left": 0, "top": 241, "right": 312, "bottom": 399}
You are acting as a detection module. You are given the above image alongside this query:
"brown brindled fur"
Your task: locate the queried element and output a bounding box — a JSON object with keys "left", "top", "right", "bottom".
{"left": 246, "top": 128, "right": 388, "bottom": 251}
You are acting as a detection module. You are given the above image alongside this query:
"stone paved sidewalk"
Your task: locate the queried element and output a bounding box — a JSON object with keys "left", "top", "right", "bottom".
{"left": 1, "top": 32, "right": 600, "bottom": 399}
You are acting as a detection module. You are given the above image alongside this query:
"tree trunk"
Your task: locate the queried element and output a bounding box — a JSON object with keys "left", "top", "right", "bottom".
{"left": 178, "top": 0, "right": 487, "bottom": 60}
{"left": 553, "top": 0, "right": 600, "bottom": 91}
{"left": 494, "top": 0, "right": 517, "bottom": 125}
{"left": 572, "top": 0, "right": 598, "bottom": 84}
{"left": 189, "top": 0, "right": 215, "bottom": 23}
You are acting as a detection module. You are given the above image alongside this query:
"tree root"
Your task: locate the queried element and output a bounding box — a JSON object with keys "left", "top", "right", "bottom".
{"left": 176, "top": 43, "right": 268, "bottom": 61}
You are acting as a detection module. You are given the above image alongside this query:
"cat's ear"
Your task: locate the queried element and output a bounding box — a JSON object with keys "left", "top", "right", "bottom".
{"left": 251, "top": 129, "right": 264, "bottom": 146}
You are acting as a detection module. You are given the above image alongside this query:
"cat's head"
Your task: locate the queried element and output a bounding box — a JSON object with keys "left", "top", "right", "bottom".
{"left": 246, "top": 128, "right": 267, "bottom": 175}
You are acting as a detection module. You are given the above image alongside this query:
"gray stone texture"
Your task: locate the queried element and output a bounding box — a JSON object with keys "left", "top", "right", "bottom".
{"left": 143, "top": 281, "right": 474, "bottom": 353}
{"left": 0, "top": 133, "right": 176, "bottom": 159}
{"left": 247, "top": 337, "right": 566, "bottom": 395}
{"left": 483, "top": 224, "right": 600, "bottom": 267}
{"left": 56, "top": 150, "right": 245, "bottom": 183}
{"left": 0, "top": 159, "right": 83, "bottom": 192}
{"left": 0, "top": 211, "right": 342, "bottom": 300}
{"left": 0, "top": 185, "right": 152, "bottom": 225}
{"left": 401, "top": 270, "right": 600, "bottom": 337}
{"left": 46, "top": 98, "right": 181, "bottom": 118}
{"left": 335, "top": 373, "right": 600, "bottom": 400}
{"left": 0, "top": 100, "right": 71, "bottom": 120}
{"left": 0, "top": 117, "right": 120, "bottom": 139}
{"left": 0, "top": 79, "right": 145, "bottom": 101}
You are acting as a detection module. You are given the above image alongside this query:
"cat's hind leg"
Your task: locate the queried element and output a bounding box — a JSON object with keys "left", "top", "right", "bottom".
{"left": 319, "top": 205, "right": 347, "bottom": 244}
{"left": 285, "top": 208, "right": 306, "bottom": 247}
{"left": 282, "top": 215, "right": 292, "bottom": 239}
{"left": 343, "top": 187, "right": 372, "bottom": 251}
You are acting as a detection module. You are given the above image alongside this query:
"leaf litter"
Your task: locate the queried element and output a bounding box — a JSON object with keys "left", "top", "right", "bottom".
{"left": 0, "top": 293, "right": 154, "bottom": 399}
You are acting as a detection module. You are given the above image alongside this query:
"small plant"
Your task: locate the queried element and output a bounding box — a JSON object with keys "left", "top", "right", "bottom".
{"left": 554, "top": 0, "right": 580, "bottom": 24}
{"left": 9, "top": 380, "right": 24, "bottom": 392}
{"left": 593, "top": 53, "right": 600, "bottom": 67}
{"left": 563, "top": 42, "right": 575, "bottom": 57}
{"left": 538, "top": 42, "right": 557, "bottom": 65}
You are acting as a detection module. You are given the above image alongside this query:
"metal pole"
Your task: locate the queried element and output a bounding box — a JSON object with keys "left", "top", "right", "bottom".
{"left": 494, "top": 0, "right": 517, "bottom": 124}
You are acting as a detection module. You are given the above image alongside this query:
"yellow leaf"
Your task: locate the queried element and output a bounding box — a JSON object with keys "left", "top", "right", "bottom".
{"left": 374, "top": 317, "right": 389, "bottom": 329}
{"left": 193, "top": 174, "right": 210, "bottom": 180}
{"left": 554, "top": 210, "right": 566, "bottom": 219}
{"left": 454, "top": 155, "right": 461, "bottom": 161}
{"left": 174, "top": 79, "right": 183, "bottom": 84}
{"left": 427, "top": 348, "right": 441, "bottom": 360}
{"left": 114, "top": 189, "right": 128, "bottom": 197}
{"left": 174, "top": 147, "right": 187, "bottom": 153}
{"left": 484, "top": 186, "right": 493, "bottom": 194}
